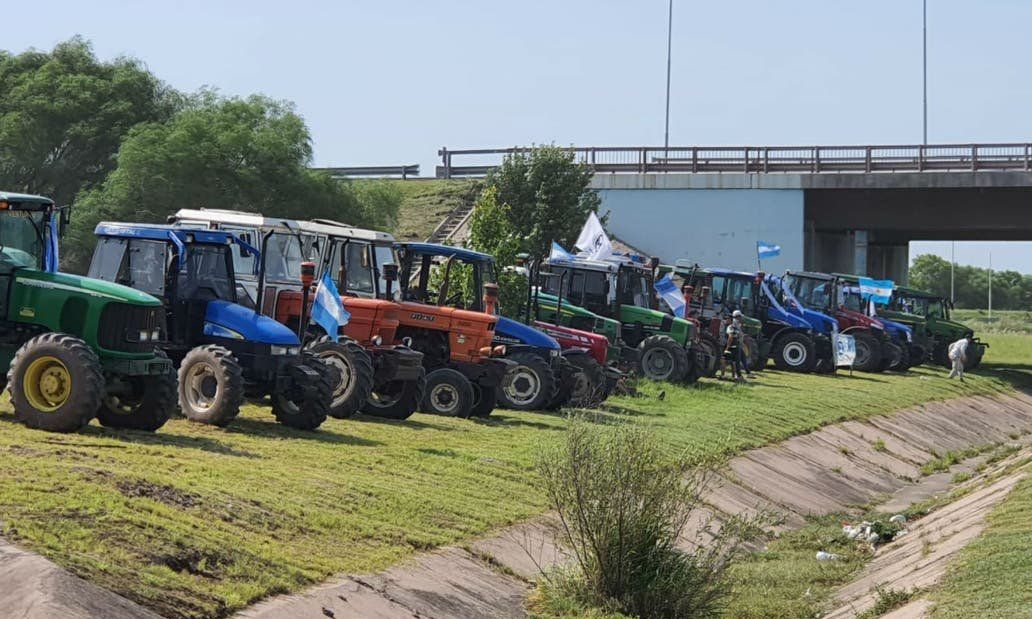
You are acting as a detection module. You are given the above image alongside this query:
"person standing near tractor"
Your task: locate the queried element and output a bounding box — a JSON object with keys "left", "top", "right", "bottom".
{"left": 947, "top": 335, "right": 971, "bottom": 381}
{"left": 725, "top": 312, "right": 746, "bottom": 382}
{"left": 732, "top": 310, "right": 754, "bottom": 378}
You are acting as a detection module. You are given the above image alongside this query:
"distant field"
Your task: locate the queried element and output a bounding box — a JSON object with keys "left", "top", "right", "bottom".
{"left": 390, "top": 179, "right": 481, "bottom": 241}
{"left": 1, "top": 351, "right": 1029, "bottom": 618}
{"left": 952, "top": 308, "right": 1032, "bottom": 335}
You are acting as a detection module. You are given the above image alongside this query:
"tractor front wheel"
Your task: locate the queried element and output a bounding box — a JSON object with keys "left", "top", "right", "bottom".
{"left": 362, "top": 369, "right": 426, "bottom": 420}
{"left": 695, "top": 331, "right": 720, "bottom": 378}
{"left": 566, "top": 354, "right": 606, "bottom": 408}
{"left": 772, "top": 332, "right": 817, "bottom": 373}
{"left": 97, "top": 350, "right": 176, "bottom": 432}
{"left": 637, "top": 335, "right": 691, "bottom": 383}
{"left": 852, "top": 333, "right": 884, "bottom": 372}
{"left": 8, "top": 333, "right": 105, "bottom": 433}
{"left": 272, "top": 355, "right": 333, "bottom": 430}
{"left": 178, "top": 345, "right": 243, "bottom": 426}
{"left": 497, "top": 352, "right": 557, "bottom": 411}
{"left": 305, "top": 337, "right": 374, "bottom": 419}
{"left": 470, "top": 383, "right": 497, "bottom": 417}
{"left": 422, "top": 368, "right": 474, "bottom": 418}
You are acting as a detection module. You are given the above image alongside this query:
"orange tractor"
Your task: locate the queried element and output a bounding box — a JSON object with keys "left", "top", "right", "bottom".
{"left": 172, "top": 209, "right": 425, "bottom": 419}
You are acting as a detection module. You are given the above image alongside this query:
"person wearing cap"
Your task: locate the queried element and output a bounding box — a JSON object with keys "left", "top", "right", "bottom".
{"left": 731, "top": 310, "right": 754, "bottom": 378}
{"left": 724, "top": 311, "right": 745, "bottom": 382}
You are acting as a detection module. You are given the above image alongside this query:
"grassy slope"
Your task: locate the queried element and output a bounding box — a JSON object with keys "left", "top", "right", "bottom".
{"left": 931, "top": 470, "right": 1032, "bottom": 619}
{"left": 0, "top": 336, "right": 1029, "bottom": 618}
{"left": 952, "top": 308, "right": 1032, "bottom": 335}
{"left": 390, "top": 179, "right": 482, "bottom": 241}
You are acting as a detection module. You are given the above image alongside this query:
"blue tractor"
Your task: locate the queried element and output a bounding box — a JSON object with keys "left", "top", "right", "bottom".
{"left": 89, "top": 223, "right": 335, "bottom": 429}
{"left": 395, "top": 243, "right": 582, "bottom": 411}
{"left": 765, "top": 274, "right": 840, "bottom": 373}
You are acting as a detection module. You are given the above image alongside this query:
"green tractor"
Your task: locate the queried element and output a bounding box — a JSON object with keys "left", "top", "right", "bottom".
{"left": 0, "top": 192, "right": 175, "bottom": 433}
{"left": 884, "top": 286, "right": 987, "bottom": 369}
{"left": 541, "top": 254, "right": 702, "bottom": 383}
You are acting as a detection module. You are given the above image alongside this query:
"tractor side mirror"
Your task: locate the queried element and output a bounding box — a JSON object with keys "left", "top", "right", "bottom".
{"left": 382, "top": 263, "right": 398, "bottom": 300}
{"left": 300, "top": 261, "right": 316, "bottom": 288}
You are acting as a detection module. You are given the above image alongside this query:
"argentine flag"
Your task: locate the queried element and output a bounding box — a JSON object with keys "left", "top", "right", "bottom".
{"left": 549, "top": 241, "right": 576, "bottom": 261}
{"left": 757, "top": 241, "right": 781, "bottom": 260}
{"left": 859, "top": 277, "right": 894, "bottom": 305}
{"left": 310, "top": 270, "right": 350, "bottom": 342}
{"left": 654, "top": 274, "right": 686, "bottom": 318}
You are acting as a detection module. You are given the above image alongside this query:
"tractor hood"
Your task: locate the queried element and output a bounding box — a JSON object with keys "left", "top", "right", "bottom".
{"left": 16, "top": 269, "right": 163, "bottom": 306}
{"left": 877, "top": 317, "right": 913, "bottom": 343}
{"left": 204, "top": 300, "right": 299, "bottom": 346}
{"left": 495, "top": 316, "right": 561, "bottom": 351}
{"left": 838, "top": 307, "right": 884, "bottom": 331}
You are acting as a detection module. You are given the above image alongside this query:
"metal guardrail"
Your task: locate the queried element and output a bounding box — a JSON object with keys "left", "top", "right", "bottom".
{"left": 314, "top": 164, "right": 420, "bottom": 179}
{"left": 436, "top": 144, "right": 1032, "bottom": 178}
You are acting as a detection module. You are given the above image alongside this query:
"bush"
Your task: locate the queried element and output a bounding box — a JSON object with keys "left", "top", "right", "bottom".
{"left": 533, "top": 420, "right": 766, "bottom": 619}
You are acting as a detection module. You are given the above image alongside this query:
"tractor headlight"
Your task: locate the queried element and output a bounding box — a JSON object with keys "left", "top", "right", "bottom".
{"left": 138, "top": 330, "right": 151, "bottom": 342}
{"left": 371, "top": 335, "right": 383, "bottom": 346}
{"left": 270, "top": 345, "right": 300, "bottom": 356}
{"left": 905, "top": 330, "right": 912, "bottom": 343}
{"left": 550, "top": 348, "right": 561, "bottom": 358}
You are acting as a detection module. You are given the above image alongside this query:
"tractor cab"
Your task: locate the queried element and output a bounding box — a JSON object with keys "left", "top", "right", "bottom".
{"left": 834, "top": 273, "right": 922, "bottom": 371}
{"left": 90, "top": 223, "right": 334, "bottom": 430}
{"left": 889, "top": 286, "right": 987, "bottom": 368}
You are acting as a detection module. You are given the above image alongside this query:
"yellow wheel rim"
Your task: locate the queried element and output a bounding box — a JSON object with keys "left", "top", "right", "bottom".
{"left": 23, "top": 356, "right": 72, "bottom": 412}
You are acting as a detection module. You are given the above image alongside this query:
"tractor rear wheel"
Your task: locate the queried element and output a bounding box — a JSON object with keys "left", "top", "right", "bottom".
{"left": 362, "top": 369, "right": 426, "bottom": 420}
{"left": 879, "top": 341, "right": 903, "bottom": 372}
{"left": 695, "top": 331, "right": 720, "bottom": 378}
{"left": 272, "top": 354, "right": 332, "bottom": 430}
{"left": 8, "top": 333, "right": 104, "bottom": 433}
{"left": 178, "top": 345, "right": 243, "bottom": 426}
{"left": 422, "top": 368, "right": 474, "bottom": 418}
{"left": 852, "top": 333, "right": 883, "bottom": 372}
{"left": 566, "top": 354, "right": 606, "bottom": 408}
{"left": 97, "top": 350, "right": 176, "bottom": 432}
{"left": 470, "top": 383, "right": 497, "bottom": 417}
{"left": 305, "top": 336, "right": 374, "bottom": 419}
{"left": 893, "top": 344, "right": 912, "bottom": 372}
{"left": 637, "top": 335, "right": 691, "bottom": 383}
{"left": 497, "top": 352, "right": 557, "bottom": 411}
{"left": 772, "top": 332, "right": 817, "bottom": 373}
{"left": 744, "top": 335, "right": 764, "bottom": 372}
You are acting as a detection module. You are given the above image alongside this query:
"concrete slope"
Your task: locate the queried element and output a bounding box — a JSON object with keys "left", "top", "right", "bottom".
{"left": 237, "top": 391, "right": 1032, "bottom": 619}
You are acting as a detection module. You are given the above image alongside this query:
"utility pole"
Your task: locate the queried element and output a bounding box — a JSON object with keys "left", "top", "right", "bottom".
{"left": 664, "top": 0, "right": 673, "bottom": 152}
{"left": 922, "top": 0, "right": 928, "bottom": 144}
{"left": 988, "top": 251, "right": 993, "bottom": 319}
{"left": 950, "top": 240, "right": 955, "bottom": 303}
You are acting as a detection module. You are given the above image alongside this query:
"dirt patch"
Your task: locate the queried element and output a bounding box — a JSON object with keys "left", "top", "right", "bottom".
{"left": 116, "top": 478, "right": 200, "bottom": 508}
{"left": 153, "top": 547, "right": 231, "bottom": 578}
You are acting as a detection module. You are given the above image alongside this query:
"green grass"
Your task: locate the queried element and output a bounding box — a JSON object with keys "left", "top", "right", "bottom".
{"left": 389, "top": 179, "right": 482, "bottom": 241}
{"left": 952, "top": 309, "right": 1032, "bottom": 335}
{"left": 0, "top": 356, "right": 1028, "bottom": 618}
{"left": 931, "top": 467, "right": 1032, "bottom": 619}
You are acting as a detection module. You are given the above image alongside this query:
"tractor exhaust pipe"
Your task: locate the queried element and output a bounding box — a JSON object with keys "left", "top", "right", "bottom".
{"left": 298, "top": 261, "right": 316, "bottom": 340}
{"left": 483, "top": 282, "right": 499, "bottom": 315}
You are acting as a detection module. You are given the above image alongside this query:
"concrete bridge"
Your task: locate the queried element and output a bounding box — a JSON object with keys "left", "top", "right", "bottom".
{"left": 437, "top": 144, "right": 1032, "bottom": 282}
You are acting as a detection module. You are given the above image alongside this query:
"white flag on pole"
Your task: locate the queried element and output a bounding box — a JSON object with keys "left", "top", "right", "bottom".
{"left": 574, "top": 212, "right": 613, "bottom": 261}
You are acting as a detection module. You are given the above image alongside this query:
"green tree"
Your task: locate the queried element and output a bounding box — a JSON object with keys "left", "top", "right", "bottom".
{"left": 350, "top": 179, "right": 402, "bottom": 231}
{"left": 64, "top": 93, "right": 371, "bottom": 272}
{"left": 468, "top": 187, "right": 528, "bottom": 315}
{"left": 909, "top": 253, "right": 1031, "bottom": 310}
{"left": 476, "top": 145, "right": 601, "bottom": 261}
{"left": 0, "top": 37, "right": 178, "bottom": 206}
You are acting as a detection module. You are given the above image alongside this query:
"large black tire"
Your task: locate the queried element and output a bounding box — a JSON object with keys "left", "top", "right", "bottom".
{"left": 422, "top": 368, "right": 475, "bottom": 418}
{"left": 362, "top": 368, "right": 426, "bottom": 420}
{"left": 852, "top": 333, "right": 883, "bottom": 373}
{"left": 892, "top": 344, "right": 912, "bottom": 372}
{"left": 744, "top": 335, "right": 763, "bottom": 372}
{"left": 879, "top": 341, "right": 904, "bottom": 372}
{"left": 496, "top": 351, "right": 557, "bottom": 411}
{"left": 305, "top": 337, "right": 374, "bottom": 419}
{"left": 272, "top": 354, "right": 332, "bottom": 430}
{"left": 8, "top": 333, "right": 104, "bottom": 433}
{"left": 177, "top": 345, "right": 243, "bottom": 426}
{"left": 967, "top": 343, "right": 986, "bottom": 370}
{"left": 96, "top": 350, "right": 176, "bottom": 432}
{"left": 566, "top": 354, "right": 606, "bottom": 408}
{"left": 470, "top": 383, "right": 497, "bottom": 417}
{"left": 772, "top": 332, "right": 817, "bottom": 373}
{"left": 695, "top": 331, "right": 720, "bottom": 378}
{"left": 636, "top": 335, "right": 691, "bottom": 383}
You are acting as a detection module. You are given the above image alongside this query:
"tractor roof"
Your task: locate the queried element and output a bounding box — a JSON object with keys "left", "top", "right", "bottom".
{"left": 95, "top": 222, "right": 243, "bottom": 246}
{"left": 398, "top": 242, "right": 492, "bottom": 263}
{"left": 704, "top": 267, "right": 757, "bottom": 278}
{"left": 786, "top": 270, "right": 835, "bottom": 281}
{"left": 0, "top": 191, "right": 55, "bottom": 208}
{"left": 173, "top": 209, "right": 394, "bottom": 243}
{"left": 546, "top": 255, "right": 620, "bottom": 273}
{"left": 894, "top": 285, "right": 940, "bottom": 299}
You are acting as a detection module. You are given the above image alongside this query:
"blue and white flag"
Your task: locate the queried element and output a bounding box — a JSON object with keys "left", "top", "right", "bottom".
{"left": 757, "top": 241, "right": 781, "bottom": 259}
{"left": 311, "top": 270, "right": 350, "bottom": 342}
{"left": 858, "top": 277, "right": 894, "bottom": 305}
{"left": 549, "top": 241, "right": 576, "bottom": 261}
{"left": 44, "top": 212, "right": 60, "bottom": 273}
{"left": 654, "top": 274, "right": 685, "bottom": 318}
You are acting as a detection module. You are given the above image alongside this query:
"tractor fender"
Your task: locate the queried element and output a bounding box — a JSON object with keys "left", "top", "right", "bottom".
{"left": 204, "top": 300, "right": 300, "bottom": 346}
{"left": 769, "top": 324, "right": 811, "bottom": 346}
{"left": 494, "top": 316, "right": 560, "bottom": 351}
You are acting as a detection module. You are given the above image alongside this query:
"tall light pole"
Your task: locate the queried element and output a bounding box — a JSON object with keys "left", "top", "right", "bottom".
{"left": 950, "top": 241, "right": 955, "bottom": 303}
{"left": 988, "top": 251, "right": 993, "bottom": 319}
{"left": 664, "top": 0, "right": 673, "bottom": 152}
{"left": 922, "top": 0, "right": 928, "bottom": 144}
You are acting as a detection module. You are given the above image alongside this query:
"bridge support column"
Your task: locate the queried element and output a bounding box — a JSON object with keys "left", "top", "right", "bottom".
{"left": 853, "top": 230, "right": 869, "bottom": 276}
{"left": 867, "top": 242, "right": 910, "bottom": 284}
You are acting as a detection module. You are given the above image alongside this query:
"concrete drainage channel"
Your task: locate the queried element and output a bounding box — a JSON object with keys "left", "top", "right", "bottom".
{"left": 1, "top": 392, "right": 1030, "bottom": 619}
{"left": 238, "top": 391, "right": 1032, "bottom": 619}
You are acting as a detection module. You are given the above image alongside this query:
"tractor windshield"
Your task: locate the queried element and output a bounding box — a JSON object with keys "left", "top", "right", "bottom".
{"left": 787, "top": 275, "right": 833, "bottom": 312}
{"left": 542, "top": 266, "right": 610, "bottom": 314}
{"left": 723, "top": 276, "right": 756, "bottom": 312}
{"left": 374, "top": 243, "right": 400, "bottom": 301}
{"left": 326, "top": 239, "right": 375, "bottom": 296}
{"left": 176, "top": 244, "right": 236, "bottom": 302}
{"left": 617, "top": 267, "right": 651, "bottom": 308}
{"left": 0, "top": 210, "right": 45, "bottom": 271}
{"left": 264, "top": 232, "right": 320, "bottom": 283}
{"left": 88, "top": 237, "right": 168, "bottom": 297}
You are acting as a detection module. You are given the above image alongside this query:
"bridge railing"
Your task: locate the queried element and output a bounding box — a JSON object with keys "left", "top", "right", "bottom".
{"left": 436, "top": 143, "right": 1032, "bottom": 178}
{"left": 313, "top": 164, "right": 420, "bottom": 179}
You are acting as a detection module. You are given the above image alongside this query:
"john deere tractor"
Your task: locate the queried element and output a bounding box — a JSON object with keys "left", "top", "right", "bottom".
{"left": 886, "top": 286, "right": 987, "bottom": 369}
{"left": 541, "top": 254, "right": 701, "bottom": 383}
{"left": 1, "top": 191, "right": 175, "bottom": 433}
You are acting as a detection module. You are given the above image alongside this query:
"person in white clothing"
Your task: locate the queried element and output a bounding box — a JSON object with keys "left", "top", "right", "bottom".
{"left": 947, "top": 336, "right": 971, "bottom": 381}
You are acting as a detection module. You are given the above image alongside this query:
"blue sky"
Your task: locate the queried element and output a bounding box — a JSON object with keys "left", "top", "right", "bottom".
{"left": 5, "top": 0, "right": 1031, "bottom": 272}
